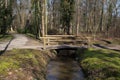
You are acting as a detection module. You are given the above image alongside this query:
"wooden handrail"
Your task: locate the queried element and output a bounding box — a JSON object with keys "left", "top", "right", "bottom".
{"left": 45, "top": 35, "right": 76, "bottom": 37}
{"left": 40, "top": 35, "right": 90, "bottom": 49}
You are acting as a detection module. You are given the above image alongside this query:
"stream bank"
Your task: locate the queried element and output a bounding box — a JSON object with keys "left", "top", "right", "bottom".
{"left": 0, "top": 49, "right": 56, "bottom": 80}
{"left": 0, "top": 48, "right": 86, "bottom": 80}
{"left": 79, "top": 48, "right": 120, "bottom": 80}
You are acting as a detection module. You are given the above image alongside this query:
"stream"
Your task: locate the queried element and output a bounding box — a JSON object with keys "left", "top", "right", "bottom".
{"left": 46, "top": 50, "right": 84, "bottom": 80}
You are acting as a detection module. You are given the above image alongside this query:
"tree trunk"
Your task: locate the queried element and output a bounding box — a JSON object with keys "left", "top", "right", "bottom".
{"left": 42, "top": 0, "right": 45, "bottom": 37}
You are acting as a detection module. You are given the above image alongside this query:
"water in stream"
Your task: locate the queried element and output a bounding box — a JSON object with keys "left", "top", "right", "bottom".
{"left": 46, "top": 56, "right": 84, "bottom": 80}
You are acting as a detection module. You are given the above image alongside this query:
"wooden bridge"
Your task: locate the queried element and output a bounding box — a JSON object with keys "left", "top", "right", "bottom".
{"left": 45, "top": 45, "right": 81, "bottom": 50}
{"left": 40, "top": 35, "right": 91, "bottom": 49}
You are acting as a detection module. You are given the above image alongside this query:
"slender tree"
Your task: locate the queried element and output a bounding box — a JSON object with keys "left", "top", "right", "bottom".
{"left": 0, "top": 0, "right": 13, "bottom": 34}
{"left": 60, "top": 0, "right": 75, "bottom": 34}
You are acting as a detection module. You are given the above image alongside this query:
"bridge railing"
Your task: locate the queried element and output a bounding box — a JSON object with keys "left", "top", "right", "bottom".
{"left": 40, "top": 35, "right": 91, "bottom": 49}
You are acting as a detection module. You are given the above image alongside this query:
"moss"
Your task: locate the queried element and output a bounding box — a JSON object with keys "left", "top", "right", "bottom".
{"left": 0, "top": 49, "right": 55, "bottom": 79}
{"left": 106, "top": 77, "right": 120, "bottom": 80}
{"left": 0, "top": 58, "right": 20, "bottom": 75}
{"left": 78, "top": 48, "right": 120, "bottom": 80}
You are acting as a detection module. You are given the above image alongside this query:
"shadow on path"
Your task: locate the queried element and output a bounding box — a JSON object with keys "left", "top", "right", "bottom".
{"left": 0, "top": 38, "right": 13, "bottom": 55}
{"left": 93, "top": 44, "right": 120, "bottom": 52}
{"left": 101, "top": 40, "right": 112, "bottom": 44}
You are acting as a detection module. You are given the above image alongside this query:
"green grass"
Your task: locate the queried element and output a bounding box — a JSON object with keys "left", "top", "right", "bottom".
{"left": 0, "top": 49, "right": 53, "bottom": 79}
{"left": 0, "top": 34, "right": 13, "bottom": 42}
{"left": 78, "top": 48, "right": 120, "bottom": 80}
{"left": 0, "top": 58, "right": 20, "bottom": 74}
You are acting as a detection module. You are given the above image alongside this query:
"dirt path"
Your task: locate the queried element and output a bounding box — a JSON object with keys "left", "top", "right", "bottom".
{"left": 0, "top": 34, "right": 120, "bottom": 51}
{"left": 92, "top": 43, "right": 120, "bottom": 51}
{"left": 0, "top": 34, "right": 43, "bottom": 50}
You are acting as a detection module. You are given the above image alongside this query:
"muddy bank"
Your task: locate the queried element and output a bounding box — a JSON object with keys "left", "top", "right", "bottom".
{"left": 0, "top": 49, "right": 56, "bottom": 80}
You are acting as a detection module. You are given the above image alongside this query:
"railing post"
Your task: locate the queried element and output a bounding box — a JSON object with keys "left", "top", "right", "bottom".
{"left": 43, "top": 37, "right": 46, "bottom": 49}
{"left": 47, "top": 38, "right": 50, "bottom": 46}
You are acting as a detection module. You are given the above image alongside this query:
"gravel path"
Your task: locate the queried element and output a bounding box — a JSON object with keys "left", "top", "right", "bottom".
{"left": 0, "top": 34, "right": 43, "bottom": 50}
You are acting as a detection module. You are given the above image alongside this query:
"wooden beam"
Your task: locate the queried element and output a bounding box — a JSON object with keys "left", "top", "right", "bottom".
{"left": 45, "top": 35, "right": 76, "bottom": 37}
{"left": 45, "top": 0, "right": 47, "bottom": 35}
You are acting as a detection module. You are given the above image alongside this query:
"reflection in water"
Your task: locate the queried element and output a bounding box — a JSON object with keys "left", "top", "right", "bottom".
{"left": 46, "top": 57, "right": 84, "bottom": 80}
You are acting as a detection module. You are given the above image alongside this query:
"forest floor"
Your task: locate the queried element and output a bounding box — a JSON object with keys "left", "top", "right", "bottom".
{"left": 91, "top": 38, "right": 120, "bottom": 51}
